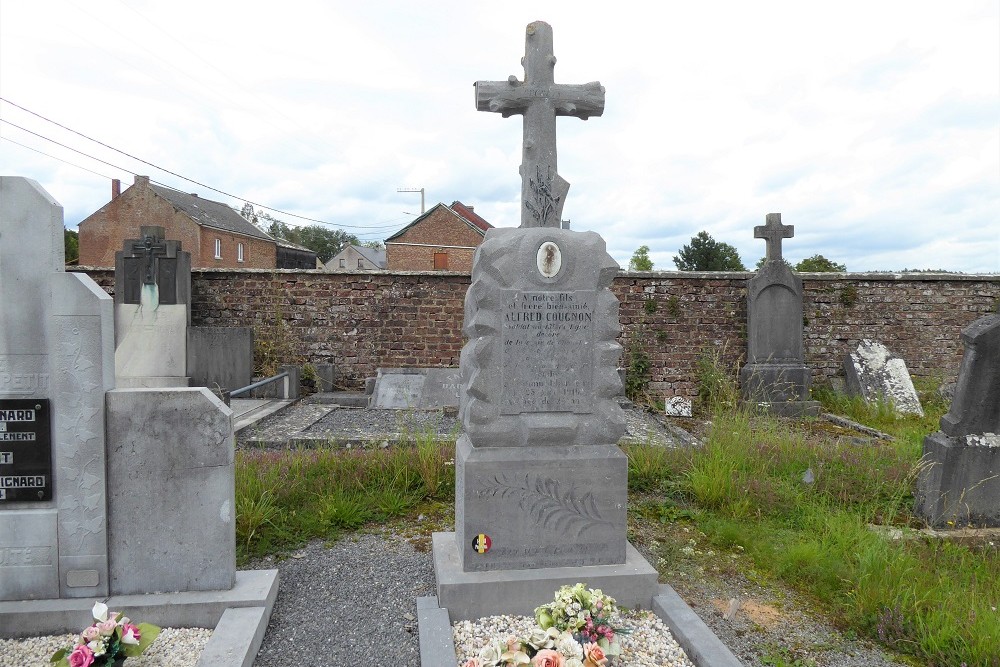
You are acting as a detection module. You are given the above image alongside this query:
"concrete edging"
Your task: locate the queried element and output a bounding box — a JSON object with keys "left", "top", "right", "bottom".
{"left": 416, "top": 581, "right": 743, "bottom": 666}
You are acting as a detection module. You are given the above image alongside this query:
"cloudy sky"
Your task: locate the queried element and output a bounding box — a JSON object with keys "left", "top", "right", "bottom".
{"left": 1, "top": 1, "right": 997, "bottom": 272}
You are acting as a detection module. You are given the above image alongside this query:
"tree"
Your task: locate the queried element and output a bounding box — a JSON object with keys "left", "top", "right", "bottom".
{"left": 794, "top": 254, "right": 846, "bottom": 272}
{"left": 362, "top": 240, "right": 385, "bottom": 251}
{"left": 64, "top": 229, "right": 79, "bottom": 264}
{"left": 296, "top": 225, "right": 360, "bottom": 264}
{"left": 628, "top": 245, "right": 654, "bottom": 271}
{"left": 673, "top": 231, "right": 746, "bottom": 271}
{"left": 755, "top": 256, "right": 792, "bottom": 270}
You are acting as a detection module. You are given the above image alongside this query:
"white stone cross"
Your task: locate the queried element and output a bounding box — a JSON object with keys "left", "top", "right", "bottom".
{"left": 475, "top": 21, "right": 605, "bottom": 228}
{"left": 754, "top": 213, "right": 794, "bottom": 263}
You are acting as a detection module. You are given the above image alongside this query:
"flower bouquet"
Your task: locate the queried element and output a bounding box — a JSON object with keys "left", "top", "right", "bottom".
{"left": 465, "top": 583, "right": 626, "bottom": 667}
{"left": 50, "top": 602, "right": 160, "bottom": 667}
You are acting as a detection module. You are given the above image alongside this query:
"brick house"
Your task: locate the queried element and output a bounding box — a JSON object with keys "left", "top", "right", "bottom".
{"left": 384, "top": 201, "right": 492, "bottom": 272}
{"left": 78, "top": 175, "right": 285, "bottom": 268}
{"left": 325, "top": 244, "right": 387, "bottom": 271}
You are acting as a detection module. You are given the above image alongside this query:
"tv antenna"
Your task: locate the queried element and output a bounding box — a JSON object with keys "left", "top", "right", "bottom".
{"left": 397, "top": 187, "right": 425, "bottom": 214}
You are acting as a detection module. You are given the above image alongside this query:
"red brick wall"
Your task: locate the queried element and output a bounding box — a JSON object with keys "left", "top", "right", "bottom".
{"left": 385, "top": 244, "right": 477, "bottom": 273}
{"left": 78, "top": 179, "right": 276, "bottom": 268}
{"left": 72, "top": 268, "right": 1000, "bottom": 398}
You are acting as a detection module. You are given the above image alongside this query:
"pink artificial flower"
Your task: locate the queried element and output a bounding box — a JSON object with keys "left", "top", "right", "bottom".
{"left": 461, "top": 659, "right": 481, "bottom": 667}
{"left": 532, "top": 648, "right": 565, "bottom": 667}
{"left": 97, "top": 620, "right": 117, "bottom": 636}
{"left": 121, "top": 623, "right": 142, "bottom": 645}
{"left": 68, "top": 643, "right": 95, "bottom": 667}
{"left": 81, "top": 626, "right": 100, "bottom": 642}
{"left": 583, "top": 642, "right": 608, "bottom": 667}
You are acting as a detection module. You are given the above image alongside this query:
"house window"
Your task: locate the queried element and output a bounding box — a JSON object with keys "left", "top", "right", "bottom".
{"left": 339, "top": 259, "right": 346, "bottom": 268}
{"left": 214, "top": 238, "right": 222, "bottom": 259}
{"left": 358, "top": 258, "right": 364, "bottom": 268}
{"left": 433, "top": 252, "right": 448, "bottom": 270}
{"left": 237, "top": 242, "right": 245, "bottom": 262}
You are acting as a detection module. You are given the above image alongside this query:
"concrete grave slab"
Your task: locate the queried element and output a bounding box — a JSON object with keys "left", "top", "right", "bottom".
{"left": 106, "top": 387, "right": 235, "bottom": 594}
{"left": 369, "top": 368, "right": 426, "bottom": 409}
{"left": 844, "top": 339, "right": 923, "bottom": 416}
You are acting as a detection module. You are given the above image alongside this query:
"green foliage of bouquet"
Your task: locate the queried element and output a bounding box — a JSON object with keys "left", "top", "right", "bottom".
{"left": 50, "top": 602, "right": 160, "bottom": 667}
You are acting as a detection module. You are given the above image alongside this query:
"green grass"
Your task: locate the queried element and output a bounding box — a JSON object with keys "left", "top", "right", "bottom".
{"left": 235, "top": 374, "right": 1000, "bottom": 666}
{"left": 235, "top": 429, "right": 455, "bottom": 562}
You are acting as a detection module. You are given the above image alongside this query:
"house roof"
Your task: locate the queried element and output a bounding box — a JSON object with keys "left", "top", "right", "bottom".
{"left": 352, "top": 244, "right": 387, "bottom": 267}
{"left": 149, "top": 184, "right": 274, "bottom": 242}
{"left": 385, "top": 201, "right": 493, "bottom": 242}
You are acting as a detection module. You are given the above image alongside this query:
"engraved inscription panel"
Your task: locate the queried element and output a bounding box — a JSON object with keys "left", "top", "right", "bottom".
{"left": 0, "top": 398, "right": 52, "bottom": 501}
{"left": 500, "top": 290, "right": 596, "bottom": 414}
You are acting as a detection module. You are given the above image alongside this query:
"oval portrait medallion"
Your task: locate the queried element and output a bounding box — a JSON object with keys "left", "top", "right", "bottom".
{"left": 536, "top": 241, "right": 562, "bottom": 278}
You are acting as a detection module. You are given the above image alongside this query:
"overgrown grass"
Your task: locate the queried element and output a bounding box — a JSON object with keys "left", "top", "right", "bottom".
{"left": 235, "top": 365, "right": 1000, "bottom": 665}
{"left": 235, "top": 429, "right": 455, "bottom": 562}
{"left": 624, "top": 359, "right": 999, "bottom": 666}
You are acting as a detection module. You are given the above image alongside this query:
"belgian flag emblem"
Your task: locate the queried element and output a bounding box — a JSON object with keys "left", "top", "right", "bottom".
{"left": 471, "top": 533, "right": 492, "bottom": 554}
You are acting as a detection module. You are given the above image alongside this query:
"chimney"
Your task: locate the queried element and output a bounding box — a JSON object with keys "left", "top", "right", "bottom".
{"left": 134, "top": 175, "right": 150, "bottom": 188}
{"left": 467, "top": 205, "right": 474, "bottom": 211}
{"left": 111, "top": 178, "right": 121, "bottom": 199}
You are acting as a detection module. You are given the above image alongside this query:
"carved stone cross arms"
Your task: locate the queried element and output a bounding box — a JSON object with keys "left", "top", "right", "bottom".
{"left": 754, "top": 213, "right": 794, "bottom": 263}
{"left": 475, "top": 21, "right": 605, "bottom": 228}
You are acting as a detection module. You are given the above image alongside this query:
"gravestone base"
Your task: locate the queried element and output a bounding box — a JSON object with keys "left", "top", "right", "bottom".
{"left": 740, "top": 363, "right": 820, "bottom": 417}
{"left": 432, "top": 532, "right": 658, "bottom": 621}
{"left": 455, "top": 436, "right": 627, "bottom": 571}
{"left": 916, "top": 432, "right": 1000, "bottom": 527}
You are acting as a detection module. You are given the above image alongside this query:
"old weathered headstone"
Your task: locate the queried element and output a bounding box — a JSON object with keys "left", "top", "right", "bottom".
{"left": 0, "top": 177, "right": 115, "bottom": 601}
{"left": 844, "top": 339, "right": 924, "bottom": 416}
{"left": 739, "top": 213, "right": 820, "bottom": 416}
{"left": 432, "top": 21, "right": 657, "bottom": 621}
{"left": 369, "top": 368, "right": 464, "bottom": 410}
{"left": 113, "top": 226, "right": 191, "bottom": 388}
{"left": 916, "top": 314, "right": 1000, "bottom": 527}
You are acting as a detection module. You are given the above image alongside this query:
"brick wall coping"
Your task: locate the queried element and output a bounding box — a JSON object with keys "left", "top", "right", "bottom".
{"left": 71, "top": 265, "right": 999, "bottom": 283}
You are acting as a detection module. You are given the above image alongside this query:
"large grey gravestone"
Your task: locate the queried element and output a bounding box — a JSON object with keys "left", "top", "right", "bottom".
{"left": 916, "top": 314, "right": 1000, "bottom": 526}
{"left": 0, "top": 177, "right": 115, "bottom": 601}
{"left": 844, "top": 340, "right": 924, "bottom": 416}
{"left": 433, "top": 21, "right": 657, "bottom": 621}
{"left": 114, "top": 226, "right": 191, "bottom": 388}
{"left": 739, "top": 213, "right": 820, "bottom": 417}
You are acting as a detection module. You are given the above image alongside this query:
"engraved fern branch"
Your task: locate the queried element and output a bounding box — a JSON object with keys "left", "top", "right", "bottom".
{"left": 477, "top": 472, "right": 611, "bottom": 539}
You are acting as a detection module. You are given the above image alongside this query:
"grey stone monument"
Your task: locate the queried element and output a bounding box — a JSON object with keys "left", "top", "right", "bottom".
{"left": 0, "top": 177, "right": 115, "bottom": 601}
{"left": 844, "top": 339, "right": 924, "bottom": 416}
{"left": 113, "top": 226, "right": 191, "bottom": 388}
{"left": 739, "top": 213, "right": 820, "bottom": 416}
{"left": 916, "top": 314, "right": 1000, "bottom": 527}
{"left": 0, "top": 179, "right": 277, "bottom": 644}
{"left": 432, "top": 21, "right": 657, "bottom": 621}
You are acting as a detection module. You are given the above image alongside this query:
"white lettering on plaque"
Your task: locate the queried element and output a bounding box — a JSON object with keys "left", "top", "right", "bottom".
{"left": 500, "top": 289, "right": 595, "bottom": 414}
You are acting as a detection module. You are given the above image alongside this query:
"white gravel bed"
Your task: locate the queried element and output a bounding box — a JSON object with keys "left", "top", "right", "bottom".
{"left": 453, "top": 611, "right": 695, "bottom": 667}
{"left": 0, "top": 627, "right": 211, "bottom": 667}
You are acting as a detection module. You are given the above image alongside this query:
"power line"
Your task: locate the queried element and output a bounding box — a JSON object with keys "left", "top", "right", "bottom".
{"left": 1, "top": 137, "right": 118, "bottom": 181}
{"left": 0, "top": 99, "right": 405, "bottom": 231}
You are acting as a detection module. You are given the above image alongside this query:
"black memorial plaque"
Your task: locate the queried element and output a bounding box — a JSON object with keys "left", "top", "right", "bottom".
{"left": 0, "top": 398, "right": 53, "bottom": 501}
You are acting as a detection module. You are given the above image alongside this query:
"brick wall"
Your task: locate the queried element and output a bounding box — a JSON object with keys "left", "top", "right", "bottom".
{"left": 73, "top": 267, "right": 1000, "bottom": 397}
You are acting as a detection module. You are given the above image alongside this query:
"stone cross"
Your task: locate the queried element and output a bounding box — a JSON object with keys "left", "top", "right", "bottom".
{"left": 130, "top": 231, "right": 169, "bottom": 285}
{"left": 475, "top": 21, "right": 605, "bottom": 228}
{"left": 754, "top": 212, "right": 794, "bottom": 263}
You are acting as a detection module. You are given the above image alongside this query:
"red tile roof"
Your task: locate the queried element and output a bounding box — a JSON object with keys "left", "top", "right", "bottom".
{"left": 450, "top": 201, "right": 493, "bottom": 233}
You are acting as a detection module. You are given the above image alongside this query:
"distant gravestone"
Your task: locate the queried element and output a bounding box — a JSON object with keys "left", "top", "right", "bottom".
{"left": 432, "top": 21, "right": 657, "bottom": 622}
{"left": 0, "top": 177, "right": 115, "bottom": 601}
{"left": 369, "top": 368, "right": 463, "bottom": 410}
{"left": 113, "top": 226, "right": 191, "bottom": 388}
{"left": 917, "top": 314, "right": 1000, "bottom": 527}
{"left": 739, "top": 213, "right": 820, "bottom": 416}
{"left": 844, "top": 340, "right": 924, "bottom": 416}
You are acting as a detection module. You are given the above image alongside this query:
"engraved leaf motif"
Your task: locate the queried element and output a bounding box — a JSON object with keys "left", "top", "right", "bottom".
{"left": 478, "top": 473, "right": 612, "bottom": 539}
{"left": 74, "top": 358, "right": 95, "bottom": 372}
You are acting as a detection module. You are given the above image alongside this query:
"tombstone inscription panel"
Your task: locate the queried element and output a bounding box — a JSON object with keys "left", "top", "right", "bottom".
{"left": 0, "top": 399, "right": 52, "bottom": 501}
{"left": 500, "top": 289, "right": 595, "bottom": 414}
